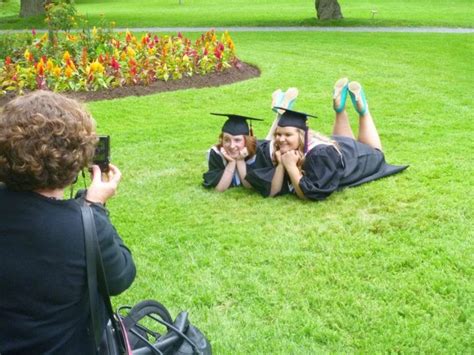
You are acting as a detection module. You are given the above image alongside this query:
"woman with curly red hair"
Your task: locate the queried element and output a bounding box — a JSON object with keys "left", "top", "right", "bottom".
{"left": 0, "top": 91, "right": 136, "bottom": 354}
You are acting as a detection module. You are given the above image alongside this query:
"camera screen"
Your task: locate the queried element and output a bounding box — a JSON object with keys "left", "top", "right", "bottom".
{"left": 93, "top": 136, "right": 110, "bottom": 165}
{"left": 95, "top": 140, "right": 107, "bottom": 161}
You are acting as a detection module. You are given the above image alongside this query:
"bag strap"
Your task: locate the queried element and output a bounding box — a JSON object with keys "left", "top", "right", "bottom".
{"left": 122, "top": 300, "right": 173, "bottom": 330}
{"left": 81, "top": 204, "right": 103, "bottom": 350}
{"left": 81, "top": 203, "right": 126, "bottom": 353}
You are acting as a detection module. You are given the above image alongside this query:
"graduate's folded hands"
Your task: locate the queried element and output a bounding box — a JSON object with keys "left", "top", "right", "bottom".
{"left": 281, "top": 150, "right": 301, "bottom": 167}
{"left": 237, "top": 147, "right": 249, "bottom": 160}
{"left": 220, "top": 147, "right": 235, "bottom": 162}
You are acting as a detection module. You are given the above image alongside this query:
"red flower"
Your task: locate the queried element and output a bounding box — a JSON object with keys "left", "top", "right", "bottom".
{"left": 110, "top": 57, "right": 120, "bottom": 71}
{"left": 32, "top": 28, "right": 36, "bottom": 36}
{"left": 214, "top": 48, "right": 222, "bottom": 59}
{"left": 5, "top": 56, "right": 11, "bottom": 65}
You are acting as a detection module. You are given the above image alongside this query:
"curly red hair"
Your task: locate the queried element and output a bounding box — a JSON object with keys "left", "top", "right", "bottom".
{"left": 0, "top": 91, "right": 97, "bottom": 191}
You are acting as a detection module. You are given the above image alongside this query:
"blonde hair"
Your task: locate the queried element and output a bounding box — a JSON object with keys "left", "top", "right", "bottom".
{"left": 0, "top": 91, "right": 97, "bottom": 191}
{"left": 272, "top": 127, "right": 339, "bottom": 169}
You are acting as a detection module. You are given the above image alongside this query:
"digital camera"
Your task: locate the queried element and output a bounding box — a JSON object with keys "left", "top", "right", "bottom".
{"left": 93, "top": 135, "right": 110, "bottom": 172}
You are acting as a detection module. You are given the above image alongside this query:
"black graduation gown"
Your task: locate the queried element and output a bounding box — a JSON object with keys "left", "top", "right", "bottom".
{"left": 246, "top": 136, "right": 408, "bottom": 200}
{"left": 202, "top": 147, "right": 256, "bottom": 188}
{"left": 245, "top": 140, "right": 292, "bottom": 197}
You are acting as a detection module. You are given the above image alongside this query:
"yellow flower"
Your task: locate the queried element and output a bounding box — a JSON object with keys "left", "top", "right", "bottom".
{"left": 65, "top": 66, "right": 73, "bottom": 78}
{"left": 89, "top": 60, "right": 104, "bottom": 74}
{"left": 127, "top": 46, "right": 136, "bottom": 58}
{"left": 92, "top": 26, "right": 97, "bottom": 37}
{"left": 24, "top": 49, "right": 30, "bottom": 61}
{"left": 46, "top": 59, "right": 54, "bottom": 71}
{"left": 53, "top": 66, "right": 61, "bottom": 77}
{"left": 63, "top": 51, "right": 71, "bottom": 62}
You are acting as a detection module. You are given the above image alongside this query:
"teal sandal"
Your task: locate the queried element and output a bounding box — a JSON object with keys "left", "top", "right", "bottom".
{"left": 348, "top": 81, "right": 368, "bottom": 116}
{"left": 273, "top": 88, "right": 298, "bottom": 113}
{"left": 333, "top": 77, "right": 349, "bottom": 113}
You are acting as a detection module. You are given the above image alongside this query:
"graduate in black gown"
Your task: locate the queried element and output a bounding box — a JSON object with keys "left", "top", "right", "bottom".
{"left": 246, "top": 79, "right": 408, "bottom": 200}
{"left": 203, "top": 113, "right": 263, "bottom": 191}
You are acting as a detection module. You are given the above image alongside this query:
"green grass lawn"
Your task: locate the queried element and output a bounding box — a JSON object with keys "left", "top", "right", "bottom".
{"left": 1, "top": 0, "right": 473, "bottom": 29}
{"left": 74, "top": 31, "right": 474, "bottom": 352}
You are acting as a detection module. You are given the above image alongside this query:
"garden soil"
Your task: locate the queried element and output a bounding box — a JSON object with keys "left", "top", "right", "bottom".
{"left": 0, "top": 61, "right": 260, "bottom": 106}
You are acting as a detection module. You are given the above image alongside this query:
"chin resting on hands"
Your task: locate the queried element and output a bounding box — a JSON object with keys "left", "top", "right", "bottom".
{"left": 281, "top": 150, "right": 301, "bottom": 167}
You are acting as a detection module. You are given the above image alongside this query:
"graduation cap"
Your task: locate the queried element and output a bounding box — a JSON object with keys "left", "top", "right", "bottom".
{"left": 274, "top": 107, "right": 318, "bottom": 153}
{"left": 211, "top": 113, "right": 263, "bottom": 136}
{"left": 274, "top": 107, "right": 317, "bottom": 131}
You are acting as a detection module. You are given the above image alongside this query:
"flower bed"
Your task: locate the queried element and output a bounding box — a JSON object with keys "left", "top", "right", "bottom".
{"left": 0, "top": 28, "right": 239, "bottom": 95}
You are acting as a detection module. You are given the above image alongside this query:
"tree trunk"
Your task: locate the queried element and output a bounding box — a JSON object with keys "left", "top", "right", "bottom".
{"left": 20, "top": 0, "right": 45, "bottom": 18}
{"left": 315, "top": 0, "right": 343, "bottom": 20}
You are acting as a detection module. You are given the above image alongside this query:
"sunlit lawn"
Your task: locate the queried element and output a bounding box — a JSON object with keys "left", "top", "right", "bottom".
{"left": 1, "top": 0, "right": 473, "bottom": 29}
{"left": 74, "top": 31, "right": 474, "bottom": 352}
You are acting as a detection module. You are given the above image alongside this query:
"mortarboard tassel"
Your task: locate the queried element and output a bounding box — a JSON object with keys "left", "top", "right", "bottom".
{"left": 250, "top": 122, "right": 254, "bottom": 136}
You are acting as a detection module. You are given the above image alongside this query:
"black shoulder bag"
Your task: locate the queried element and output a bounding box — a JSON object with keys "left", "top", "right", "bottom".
{"left": 80, "top": 203, "right": 212, "bottom": 355}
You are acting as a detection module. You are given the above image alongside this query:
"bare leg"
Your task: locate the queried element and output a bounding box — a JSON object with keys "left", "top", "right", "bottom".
{"left": 332, "top": 78, "right": 355, "bottom": 138}
{"left": 332, "top": 109, "right": 355, "bottom": 138}
{"left": 348, "top": 81, "right": 383, "bottom": 151}
{"left": 357, "top": 109, "right": 383, "bottom": 151}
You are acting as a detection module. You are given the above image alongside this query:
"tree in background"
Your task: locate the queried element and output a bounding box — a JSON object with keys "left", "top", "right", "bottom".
{"left": 20, "top": 0, "right": 45, "bottom": 17}
{"left": 315, "top": 0, "right": 343, "bottom": 20}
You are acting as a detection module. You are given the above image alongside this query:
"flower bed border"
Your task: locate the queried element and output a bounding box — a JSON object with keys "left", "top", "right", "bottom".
{"left": 0, "top": 61, "right": 260, "bottom": 106}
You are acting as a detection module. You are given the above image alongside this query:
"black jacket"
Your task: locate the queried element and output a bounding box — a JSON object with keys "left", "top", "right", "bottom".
{"left": 0, "top": 186, "right": 136, "bottom": 354}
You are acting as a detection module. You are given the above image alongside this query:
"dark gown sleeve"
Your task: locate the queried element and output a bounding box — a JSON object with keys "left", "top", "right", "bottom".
{"left": 92, "top": 204, "right": 136, "bottom": 296}
{"left": 245, "top": 140, "right": 278, "bottom": 197}
{"left": 299, "top": 146, "right": 344, "bottom": 201}
{"left": 202, "top": 149, "right": 225, "bottom": 188}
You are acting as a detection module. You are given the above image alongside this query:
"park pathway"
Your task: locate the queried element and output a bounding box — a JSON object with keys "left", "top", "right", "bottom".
{"left": 1, "top": 26, "right": 473, "bottom": 34}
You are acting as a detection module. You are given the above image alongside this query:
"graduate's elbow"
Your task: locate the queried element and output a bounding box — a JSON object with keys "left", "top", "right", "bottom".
{"left": 214, "top": 185, "right": 228, "bottom": 192}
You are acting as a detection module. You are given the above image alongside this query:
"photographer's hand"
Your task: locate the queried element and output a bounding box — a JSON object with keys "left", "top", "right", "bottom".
{"left": 86, "top": 164, "right": 122, "bottom": 205}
